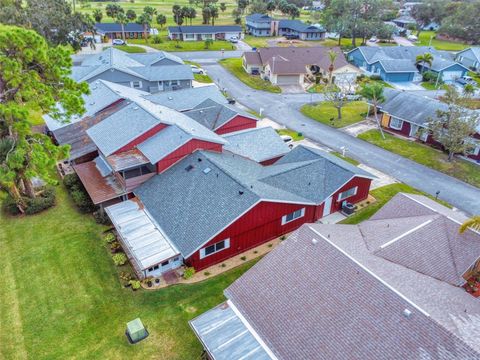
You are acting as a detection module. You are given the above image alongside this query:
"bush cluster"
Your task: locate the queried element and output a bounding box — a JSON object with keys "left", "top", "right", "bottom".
{"left": 63, "top": 173, "right": 97, "bottom": 213}
{"left": 2, "top": 186, "right": 56, "bottom": 216}
{"left": 183, "top": 267, "right": 196, "bottom": 279}
{"left": 112, "top": 252, "right": 128, "bottom": 266}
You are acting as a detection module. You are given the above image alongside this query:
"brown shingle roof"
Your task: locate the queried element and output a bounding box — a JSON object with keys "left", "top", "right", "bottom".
{"left": 225, "top": 224, "right": 480, "bottom": 359}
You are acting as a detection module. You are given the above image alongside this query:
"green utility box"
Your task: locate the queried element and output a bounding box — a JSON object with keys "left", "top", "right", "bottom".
{"left": 126, "top": 318, "right": 149, "bottom": 344}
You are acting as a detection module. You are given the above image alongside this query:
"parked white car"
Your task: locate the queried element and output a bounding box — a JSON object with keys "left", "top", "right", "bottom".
{"left": 190, "top": 65, "right": 207, "bottom": 75}
{"left": 229, "top": 36, "right": 239, "bottom": 43}
{"left": 407, "top": 34, "right": 418, "bottom": 41}
{"left": 280, "top": 135, "right": 293, "bottom": 144}
{"left": 369, "top": 36, "right": 378, "bottom": 43}
{"left": 112, "top": 39, "right": 126, "bottom": 45}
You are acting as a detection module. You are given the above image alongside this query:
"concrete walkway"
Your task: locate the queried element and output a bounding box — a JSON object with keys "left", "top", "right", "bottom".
{"left": 393, "top": 36, "right": 415, "bottom": 46}
{"left": 203, "top": 62, "right": 480, "bottom": 215}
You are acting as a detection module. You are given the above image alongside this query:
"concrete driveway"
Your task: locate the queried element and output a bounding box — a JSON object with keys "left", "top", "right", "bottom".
{"left": 203, "top": 62, "right": 480, "bottom": 215}
{"left": 393, "top": 36, "right": 415, "bottom": 46}
{"left": 390, "top": 82, "right": 424, "bottom": 91}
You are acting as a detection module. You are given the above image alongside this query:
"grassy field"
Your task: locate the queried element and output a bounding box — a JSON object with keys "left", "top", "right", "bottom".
{"left": 106, "top": 45, "right": 146, "bottom": 53}
{"left": 416, "top": 31, "right": 469, "bottom": 51}
{"left": 420, "top": 82, "right": 448, "bottom": 90}
{"left": 358, "top": 130, "right": 480, "bottom": 188}
{"left": 219, "top": 58, "right": 282, "bottom": 93}
{"left": 340, "top": 183, "right": 451, "bottom": 225}
{"left": 300, "top": 101, "right": 368, "bottom": 128}
{"left": 243, "top": 35, "right": 270, "bottom": 48}
{"left": 330, "top": 151, "right": 360, "bottom": 165}
{"left": 129, "top": 37, "right": 235, "bottom": 51}
{"left": 276, "top": 128, "right": 305, "bottom": 141}
{"left": 0, "top": 186, "right": 257, "bottom": 360}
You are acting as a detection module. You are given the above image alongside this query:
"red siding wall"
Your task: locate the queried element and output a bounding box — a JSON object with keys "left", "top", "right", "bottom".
{"left": 260, "top": 155, "right": 283, "bottom": 166}
{"left": 114, "top": 123, "right": 167, "bottom": 154}
{"left": 186, "top": 176, "right": 372, "bottom": 270}
{"left": 215, "top": 115, "right": 257, "bottom": 135}
{"left": 388, "top": 118, "right": 411, "bottom": 137}
{"left": 156, "top": 139, "right": 223, "bottom": 173}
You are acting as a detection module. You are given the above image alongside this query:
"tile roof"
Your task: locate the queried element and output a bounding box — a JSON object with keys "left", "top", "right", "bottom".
{"left": 184, "top": 98, "right": 257, "bottom": 131}
{"left": 224, "top": 222, "right": 480, "bottom": 359}
{"left": 244, "top": 47, "right": 349, "bottom": 75}
{"left": 143, "top": 85, "right": 228, "bottom": 111}
{"left": 168, "top": 25, "right": 242, "bottom": 33}
{"left": 223, "top": 126, "right": 290, "bottom": 162}
{"left": 135, "top": 145, "right": 373, "bottom": 257}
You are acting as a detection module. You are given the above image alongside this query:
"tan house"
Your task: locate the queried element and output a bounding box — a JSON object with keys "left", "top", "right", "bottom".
{"left": 242, "top": 47, "right": 361, "bottom": 86}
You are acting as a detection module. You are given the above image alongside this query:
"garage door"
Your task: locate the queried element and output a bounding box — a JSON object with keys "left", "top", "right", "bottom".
{"left": 276, "top": 75, "right": 300, "bottom": 85}
{"left": 442, "top": 71, "right": 463, "bottom": 81}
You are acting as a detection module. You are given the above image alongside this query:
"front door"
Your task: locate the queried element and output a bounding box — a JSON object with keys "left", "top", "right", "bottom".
{"left": 322, "top": 196, "right": 333, "bottom": 217}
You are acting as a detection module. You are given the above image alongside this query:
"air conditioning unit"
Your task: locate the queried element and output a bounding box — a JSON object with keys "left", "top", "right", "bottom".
{"left": 342, "top": 202, "right": 355, "bottom": 215}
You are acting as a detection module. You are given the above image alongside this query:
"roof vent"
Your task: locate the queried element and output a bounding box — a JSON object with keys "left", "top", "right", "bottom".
{"left": 239, "top": 190, "right": 244, "bottom": 195}
{"left": 198, "top": 158, "right": 202, "bottom": 162}
{"left": 133, "top": 106, "right": 139, "bottom": 110}
{"left": 312, "top": 238, "right": 318, "bottom": 245}
{"left": 403, "top": 309, "right": 412, "bottom": 318}
{"left": 168, "top": 96, "right": 173, "bottom": 100}
{"left": 185, "top": 165, "right": 194, "bottom": 172}
{"left": 203, "top": 167, "right": 212, "bottom": 174}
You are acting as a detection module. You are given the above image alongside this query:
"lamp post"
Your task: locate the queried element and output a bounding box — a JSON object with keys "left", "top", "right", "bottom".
{"left": 435, "top": 190, "right": 440, "bottom": 200}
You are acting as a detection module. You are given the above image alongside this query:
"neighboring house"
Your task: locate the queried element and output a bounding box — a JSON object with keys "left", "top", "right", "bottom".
{"left": 72, "top": 47, "right": 193, "bottom": 93}
{"left": 243, "top": 47, "right": 360, "bottom": 85}
{"left": 245, "top": 13, "right": 326, "bottom": 40}
{"left": 94, "top": 23, "right": 146, "bottom": 40}
{"left": 245, "top": 13, "right": 274, "bottom": 37}
{"left": 167, "top": 25, "right": 242, "bottom": 41}
{"left": 106, "top": 145, "right": 374, "bottom": 278}
{"left": 183, "top": 98, "right": 258, "bottom": 134}
{"left": 347, "top": 46, "right": 469, "bottom": 83}
{"left": 375, "top": 88, "right": 480, "bottom": 161}
{"left": 191, "top": 193, "right": 480, "bottom": 359}
{"left": 456, "top": 47, "right": 480, "bottom": 72}
{"left": 144, "top": 84, "right": 228, "bottom": 112}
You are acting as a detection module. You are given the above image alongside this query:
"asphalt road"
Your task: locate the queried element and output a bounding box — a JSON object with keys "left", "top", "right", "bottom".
{"left": 203, "top": 62, "right": 480, "bottom": 215}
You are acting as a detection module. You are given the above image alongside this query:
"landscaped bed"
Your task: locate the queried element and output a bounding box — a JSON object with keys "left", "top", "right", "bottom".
{"left": 300, "top": 101, "right": 368, "bottom": 128}
{"left": 276, "top": 128, "right": 304, "bottom": 141}
{"left": 0, "top": 185, "right": 258, "bottom": 360}
{"left": 219, "top": 58, "right": 282, "bottom": 93}
{"left": 358, "top": 130, "right": 480, "bottom": 188}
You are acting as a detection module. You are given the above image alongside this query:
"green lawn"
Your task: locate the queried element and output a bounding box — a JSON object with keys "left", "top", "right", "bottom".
{"left": 184, "top": 61, "right": 213, "bottom": 83}
{"left": 358, "top": 130, "right": 480, "bottom": 188}
{"left": 330, "top": 151, "right": 360, "bottom": 166}
{"left": 0, "top": 186, "right": 257, "bottom": 360}
{"left": 416, "top": 31, "right": 469, "bottom": 51}
{"left": 276, "top": 128, "right": 305, "bottom": 141}
{"left": 243, "top": 35, "right": 270, "bottom": 49}
{"left": 340, "top": 183, "right": 451, "bottom": 225}
{"left": 106, "top": 45, "right": 146, "bottom": 53}
{"left": 129, "top": 37, "right": 235, "bottom": 52}
{"left": 420, "top": 82, "right": 448, "bottom": 90}
{"left": 300, "top": 101, "right": 368, "bottom": 128}
{"left": 219, "top": 58, "right": 282, "bottom": 93}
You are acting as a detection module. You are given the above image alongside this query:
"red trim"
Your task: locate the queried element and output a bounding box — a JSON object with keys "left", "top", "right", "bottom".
{"left": 215, "top": 115, "right": 257, "bottom": 135}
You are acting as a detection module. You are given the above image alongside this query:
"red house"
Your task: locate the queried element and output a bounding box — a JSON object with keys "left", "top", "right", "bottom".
{"left": 106, "top": 146, "right": 374, "bottom": 278}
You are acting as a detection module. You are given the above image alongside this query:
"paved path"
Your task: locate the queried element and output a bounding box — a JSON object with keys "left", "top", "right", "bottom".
{"left": 203, "top": 62, "right": 480, "bottom": 215}
{"left": 393, "top": 36, "right": 415, "bottom": 46}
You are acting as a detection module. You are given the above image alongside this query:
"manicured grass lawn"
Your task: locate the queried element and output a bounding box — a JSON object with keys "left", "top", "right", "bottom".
{"left": 0, "top": 186, "right": 257, "bottom": 360}
{"left": 420, "top": 82, "right": 448, "bottom": 90}
{"left": 243, "top": 35, "right": 270, "bottom": 49}
{"left": 300, "top": 101, "right": 368, "bottom": 128}
{"left": 358, "top": 130, "right": 480, "bottom": 188}
{"left": 276, "top": 128, "right": 305, "bottom": 141}
{"left": 219, "top": 58, "right": 282, "bottom": 93}
{"left": 106, "top": 45, "right": 146, "bottom": 53}
{"left": 323, "top": 37, "right": 364, "bottom": 49}
{"left": 129, "top": 37, "right": 236, "bottom": 52}
{"left": 184, "top": 61, "right": 214, "bottom": 83}
{"left": 307, "top": 83, "right": 326, "bottom": 93}
{"left": 340, "top": 183, "right": 451, "bottom": 225}
{"left": 416, "top": 31, "right": 469, "bottom": 51}
{"left": 330, "top": 151, "right": 360, "bottom": 166}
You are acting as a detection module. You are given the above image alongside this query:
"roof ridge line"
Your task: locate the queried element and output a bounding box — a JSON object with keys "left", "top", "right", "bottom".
{"left": 379, "top": 218, "right": 435, "bottom": 250}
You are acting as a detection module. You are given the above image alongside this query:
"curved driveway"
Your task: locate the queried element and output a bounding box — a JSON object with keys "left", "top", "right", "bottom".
{"left": 202, "top": 62, "right": 480, "bottom": 215}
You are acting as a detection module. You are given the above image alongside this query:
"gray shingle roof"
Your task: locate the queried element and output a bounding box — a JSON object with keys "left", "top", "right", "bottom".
{"left": 379, "top": 88, "right": 448, "bottom": 126}
{"left": 246, "top": 13, "right": 273, "bottom": 23}
{"left": 135, "top": 145, "right": 374, "bottom": 257}
{"left": 131, "top": 64, "right": 194, "bottom": 81}
{"left": 168, "top": 25, "right": 242, "bottom": 33}
{"left": 224, "top": 222, "right": 480, "bottom": 359}
{"left": 95, "top": 22, "right": 144, "bottom": 33}
{"left": 137, "top": 125, "right": 192, "bottom": 164}
{"left": 223, "top": 126, "right": 289, "bottom": 162}
{"left": 184, "top": 98, "right": 257, "bottom": 131}
{"left": 376, "top": 59, "right": 418, "bottom": 72}
{"left": 278, "top": 19, "right": 325, "bottom": 33}
{"left": 143, "top": 85, "right": 228, "bottom": 111}
{"left": 87, "top": 102, "right": 161, "bottom": 156}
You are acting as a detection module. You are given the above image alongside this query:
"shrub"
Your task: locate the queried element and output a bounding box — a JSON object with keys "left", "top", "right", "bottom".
{"left": 240, "top": 256, "right": 247, "bottom": 261}
{"left": 120, "top": 271, "right": 132, "bottom": 281}
{"left": 71, "top": 189, "right": 96, "bottom": 213}
{"left": 152, "top": 35, "right": 163, "bottom": 44}
{"left": 24, "top": 187, "right": 56, "bottom": 215}
{"left": 112, "top": 252, "right": 127, "bottom": 266}
{"left": 422, "top": 70, "right": 440, "bottom": 83}
{"left": 267, "top": 244, "right": 273, "bottom": 248}
{"left": 129, "top": 280, "right": 141, "bottom": 290}
{"left": 63, "top": 173, "right": 81, "bottom": 190}
{"left": 253, "top": 250, "right": 258, "bottom": 254}
{"left": 103, "top": 232, "right": 116, "bottom": 244}
{"left": 220, "top": 263, "right": 226, "bottom": 268}
{"left": 370, "top": 75, "right": 382, "bottom": 81}
{"left": 110, "top": 240, "right": 121, "bottom": 253}
{"left": 204, "top": 271, "right": 211, "bottom": 276}
{"left": 2, "top": 194, "right": 21, "bottom": 216}
{"left": 280, "top": 235, "right": 286, "bottom": 241}
{"left": 183, "top": 267, "right": 195, "bottom": 279}
{"left": 93, "top": 209, "right": 111, "bottom": 225}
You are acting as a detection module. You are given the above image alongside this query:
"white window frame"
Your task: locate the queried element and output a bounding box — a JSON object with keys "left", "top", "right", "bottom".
{"left": 170, "top": 80, "right": 179, "bottom": 86}
{"left": 130, "top": 80, "right": 142, "bottom": 89}
{"left": 338, "top": 187, "right": 358, "bottom": 201}
{"left": 200, "top": 238, "right": 230, "bottom": 259}
{"left": 281, "top": 208, "right": 305, "bottom": 225}
{"left": 390, "top": 117, "right": 403, "bottom": 130}
{"left": 185, "top": 33, "right": 195, "bottom": 39}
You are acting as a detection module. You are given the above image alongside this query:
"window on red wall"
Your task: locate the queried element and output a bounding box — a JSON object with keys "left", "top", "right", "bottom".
{"left": 338, "top": 186, "right": 358, "bottom": 201}
{"left": 200, "top": 239, "right": 230, "bottom": 259}
{"left": 281, "top": 208, "right": 305, "bottom": 225}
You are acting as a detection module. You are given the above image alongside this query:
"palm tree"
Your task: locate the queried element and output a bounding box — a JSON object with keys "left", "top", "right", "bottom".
{"left": 137, "top": 12, "right": 153, "bottom": 43}
{"left": 115, "top": 13, "right": 128, "bottom": 41}
{"left": 416, "top": 52, "right": 434, "bottom": 74}
{"left": 460, "top": 216, "right": 480, "bottom": 233}
{"left": 359, "top": 82, "right": 386, "bottom": 139}
{"left": 327, "top": 50, "right": 338, "bottom": 85}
